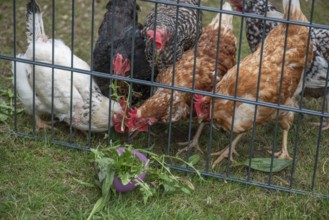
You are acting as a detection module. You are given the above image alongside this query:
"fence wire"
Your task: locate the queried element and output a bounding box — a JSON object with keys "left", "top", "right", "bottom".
{"left": 2, "top": 0, "right": 329, "bottom": 198}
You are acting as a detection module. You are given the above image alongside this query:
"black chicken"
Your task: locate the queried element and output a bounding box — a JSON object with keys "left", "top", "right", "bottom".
{"left": 230, "top": 0, "right": 329, "bottom": 130}
{"left": 113, "top": 24, "right": 159, "bottom": 102}
{"left": 143, "top": 0, "right": 203, "bottom": 71}
{"left": 93, "top": 0, "right": 158, "bottom": 103}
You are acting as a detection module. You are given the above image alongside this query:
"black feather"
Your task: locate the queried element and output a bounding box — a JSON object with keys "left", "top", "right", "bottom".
{"left": 93, "top": 0, "right": 157, "bottom": 104}
{"left": 115, "top": 24, "right": 159, "bottom": 101}
{"left": 27, "top": 0, "right": 41, "bottom": 17}
{"left": 93, "top": 0, "right": 139, "bottom": 90}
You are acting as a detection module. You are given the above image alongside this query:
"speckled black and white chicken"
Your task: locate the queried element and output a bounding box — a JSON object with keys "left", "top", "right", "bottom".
{"left": 143, "top": 0, "right": 203, "bottom": 71}
{"left": 230, "top": 0, "right": 329, "bottom": 130}
{"left": 13, "top": 0, "right": 121, "bottom": 132}
{"left": 93, "top": 0, "right": 158, "bottom": 104}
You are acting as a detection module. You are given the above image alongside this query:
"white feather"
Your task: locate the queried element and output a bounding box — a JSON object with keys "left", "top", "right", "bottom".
{"left": 283, "top": 0, "right": 301, "bottom": 15}
{"left": 305, "top": 56, "right": 329, "bottom": 89}
{"left": 267, "top": 9, "right": 284, "bottom": 19}
{"left": 26, "top": 4, "right": 46, "bottom": 43}
{"left": 13, "top": 1, "right": 121, "bottom": 132}
{"left": 12, "top": 54, "right": 48, "bottom": 115}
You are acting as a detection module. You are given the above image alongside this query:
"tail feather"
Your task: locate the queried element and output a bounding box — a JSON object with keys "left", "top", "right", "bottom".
{"left": 26, "top": 0, "right": 46, "bottom": 43}
{"left": 282, "top": 0, "right": 308, "bottom": 22}
{"left": 210, "top": 2, "right": 233, "bottom": 30}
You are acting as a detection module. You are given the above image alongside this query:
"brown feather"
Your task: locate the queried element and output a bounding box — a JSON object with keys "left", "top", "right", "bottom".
{"left": 137, "top": 15, "right": 237, "bottom": 123}
{"left": 211, "top": 1, "right": 313, "bottom": 134}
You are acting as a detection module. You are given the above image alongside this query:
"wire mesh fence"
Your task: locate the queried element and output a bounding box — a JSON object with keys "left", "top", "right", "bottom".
{"left": 1, "top": 0, "right": 329, "bottom": 198}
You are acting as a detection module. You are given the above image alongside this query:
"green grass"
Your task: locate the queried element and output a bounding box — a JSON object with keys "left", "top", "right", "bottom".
{"left": 1, "top": 135, "right": 329, "bottom": 219}
{"left": 1, "top": 0, "right": 329, "bottom": 219}
{"left": 1, "top": 137, "right": 329, "bottom": 219}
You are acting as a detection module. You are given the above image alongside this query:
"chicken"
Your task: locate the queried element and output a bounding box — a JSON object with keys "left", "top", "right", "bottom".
{"left": 195, "top": 0, "right": 313, "bottom": 167}
{"left": 112, "top": 24, "right": 159, "bottom": 103}
{"left": 117, "top": 3, "right": 237, "bottom": 153}
{"left": 13, "top": 0, "right": 121, "bottom": 132}
{"left": 93, "top": 0, "right": 157, "bottom": 103}
{"left": 231, "top": 0, "right": 329, "bottom": 130}
{"left": 143, "top": 0, "right": 203, "bottom": 71}
{"left": 231, "top": 0, "right": 283, "bottom": 53}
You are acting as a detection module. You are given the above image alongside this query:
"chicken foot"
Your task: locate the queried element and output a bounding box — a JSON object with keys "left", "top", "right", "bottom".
{"left": 309, "top": 118, "right": 329, "bottom": 131}
{"left": 309, "top": 92, "right": 329, "bottom": 130}
{"left": 35, "top": 115, "right": 56, "bottom": 130}
{"left": 211, "top": 133, "right": 245, "bottom": 168}
{"left": 267, "top": 129, "right": 292, "bottom": 160}
{"left": 176, "top": 123, "right": 207, "bottom": 155}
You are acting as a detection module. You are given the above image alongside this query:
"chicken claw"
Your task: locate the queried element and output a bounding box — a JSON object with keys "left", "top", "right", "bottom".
{"left": 275, "top": 150, "right": 292, "bottom": 160}
{"left": 267, "top": 149, "right": 292, "bottom": 160}
{"left": 309, "top": 118, "right": 329, "bottom": 131}
{"left": 177, "top": 140, "right": 203, "bottom": 155}
{"left": 176, "top": 123, "right": 206, "bottom": 156}
{"left": 211, "top": 133, "right": 245, "bottom": 168}
{"left": 267, "top": 129, "right": 292, "bottom": 160}
{"left": 211, "top": 146, "right": 239, "bottom": 168}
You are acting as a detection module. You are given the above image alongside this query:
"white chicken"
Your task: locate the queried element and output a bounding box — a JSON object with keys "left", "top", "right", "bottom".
{"left": 12, "top": 0, "right": 121, "bottom": 132}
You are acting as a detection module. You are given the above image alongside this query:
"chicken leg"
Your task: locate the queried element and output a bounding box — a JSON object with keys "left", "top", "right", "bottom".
{"left": 176, "top": 123, "right": 206, "bottom": 155}
{"left": 268, "top": 129, "right": 292, "bottom": 160}
{"left": 211, "top": 133, "right": 245, "bottom": 168}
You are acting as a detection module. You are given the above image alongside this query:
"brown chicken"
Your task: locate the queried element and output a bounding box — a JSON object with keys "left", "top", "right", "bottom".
{"left": 231, "top": 0, "right": 329, "bottom": 130}
{"left": 115, "top": 3, "right": 237, "bottom": 149}
{"left": 195, "top": 0, "right": 313, "bottom": 167}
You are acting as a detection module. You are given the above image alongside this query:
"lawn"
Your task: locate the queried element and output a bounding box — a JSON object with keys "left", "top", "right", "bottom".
{"left": 1, "top": 0, "right": 329, "bottom": 219}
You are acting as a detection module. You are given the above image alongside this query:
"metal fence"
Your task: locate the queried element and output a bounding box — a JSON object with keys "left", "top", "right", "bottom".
{"left": 1, "top": 0, "right": 329, "bottom": 198}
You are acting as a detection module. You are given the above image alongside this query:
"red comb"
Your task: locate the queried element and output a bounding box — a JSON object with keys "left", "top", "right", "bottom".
{"left": 146, "top": 30, "right": 155, "bottom": 39}
{"left": 230, "top": 0, "right": 243, "bottom": 12}
{"left": 194, "top": 94, "right": 205, "bottom": 103}
{"left": 128, "top": 107, "right": 138, "bottom": 117}
{"left": 146, "top": 30, "right": 164, "bottom": 50}
{"left": 113, "top": 53, "right": 131, "bottom": 76}
{"left": 113, "top": 54, "right": 123, "bottom": 73}
{"left": 125, "top": 107, "right": 138, "bottom": 129}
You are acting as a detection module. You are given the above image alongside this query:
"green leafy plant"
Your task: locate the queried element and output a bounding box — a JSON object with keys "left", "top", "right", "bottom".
{"left": 110, "top": 79, "right": 141, "bottom": 104}
{"left": 87, "top": 142, "right": 202, "bottom": 220}
{"left": 110, "top": 80, "right": 132, "bottom": 131}
{"left": 109, "top": 80, "right": 123, "bottom": 101}
{"left": 0, "top": 88, "right": 24, "bottom": 123}
{"left": 239, "top": 158, "right": 292, "bottom": 173}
